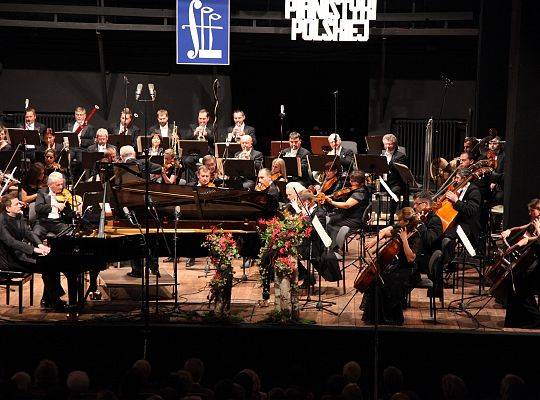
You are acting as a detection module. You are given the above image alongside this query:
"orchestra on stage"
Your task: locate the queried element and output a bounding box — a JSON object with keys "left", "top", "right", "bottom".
{"left": 0, "top": 103, "right": 538, "bottom": 329}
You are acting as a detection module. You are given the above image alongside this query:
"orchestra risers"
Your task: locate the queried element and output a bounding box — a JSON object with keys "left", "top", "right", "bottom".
{"left": 98, "top": 267, "right": 174, "bottom": 300}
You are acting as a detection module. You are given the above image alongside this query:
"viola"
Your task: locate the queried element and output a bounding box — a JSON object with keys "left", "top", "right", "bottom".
{"left": 270, "top": 172, "right": 282, "bottom": 182}
{"left": 255, "top": 181, "right": 271, "bottom": 192}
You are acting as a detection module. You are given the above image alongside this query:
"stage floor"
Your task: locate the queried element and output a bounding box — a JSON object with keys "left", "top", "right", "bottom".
{"left": 0, "top": 241, "right": 537, "bottom": 335}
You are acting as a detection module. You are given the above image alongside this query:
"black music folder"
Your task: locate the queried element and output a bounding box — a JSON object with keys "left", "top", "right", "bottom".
{"left": 214, "top": 142, "right": 241, "bottom": 158}
{"left": 81, "top": 151, "right": 105, "bottom": 171}
{"left": 180, "top": 140, "right": 209, "bottom": 156}
{"left": 307, "top": 154, "right": 342, "bottom": 172}
{"left": 109, "top": 134, "right": 133, "bottom": 149}
{"left": 7, "top": 128, "right": 41, "bottom": 146}
{"left": 55, "top": 131, "right": 79, "bottom": 147}
{"left": 365, "top": 135, "right": 385, "bottom": 155}
{"left": 221, "top": 159, "right": 256, "bottom": 178}
{"left": 355, "top": 154, "right": 389, "bottom": 175}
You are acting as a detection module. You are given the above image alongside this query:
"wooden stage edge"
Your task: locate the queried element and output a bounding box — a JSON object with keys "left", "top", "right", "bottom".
{"left": 0, "top": 242, "right": 539, "bottom": 336}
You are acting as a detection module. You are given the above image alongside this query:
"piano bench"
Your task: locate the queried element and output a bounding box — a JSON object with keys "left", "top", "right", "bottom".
{"left": 0, "top": 271, "right": 34, "bottom": 314}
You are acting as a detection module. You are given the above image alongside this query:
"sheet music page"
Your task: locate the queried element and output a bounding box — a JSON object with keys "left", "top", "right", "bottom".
{"left": 312, "top": 215, "right": 332, "bottom": 249}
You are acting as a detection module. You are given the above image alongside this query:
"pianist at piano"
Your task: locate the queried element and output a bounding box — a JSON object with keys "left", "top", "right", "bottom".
{"left": 0, "top": 195, "right": 68, "bottom": 311}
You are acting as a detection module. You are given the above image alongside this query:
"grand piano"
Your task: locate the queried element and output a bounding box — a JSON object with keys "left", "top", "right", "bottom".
{"left": 37, "top": 167, "right": 279, "bottom": 273}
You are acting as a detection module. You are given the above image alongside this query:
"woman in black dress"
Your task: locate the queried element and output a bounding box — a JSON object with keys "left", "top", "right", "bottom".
{"left": 361, "top": 207, "right": 422, "bottom": 325}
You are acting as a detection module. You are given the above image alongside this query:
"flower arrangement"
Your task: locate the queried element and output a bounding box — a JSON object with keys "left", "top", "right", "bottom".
{"left": 258, "top": 211, "right": 312, "bottom": 320}
{"left": 202, "top": 228, "right": 239, "bottom": 317}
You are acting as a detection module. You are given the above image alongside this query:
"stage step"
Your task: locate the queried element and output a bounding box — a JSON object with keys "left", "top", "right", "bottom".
{"left": 99, "top": 267, "right": 174, "bottom": 300}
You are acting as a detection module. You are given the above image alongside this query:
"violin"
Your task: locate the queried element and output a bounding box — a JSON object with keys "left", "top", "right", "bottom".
{"left": 56, "top": 188, "right": 83, "bottom": 210}
{"left": 255, "top": 180, "right": 271, "bottom": 192}
{"left": 320, "top": 176, "right": 338, "bottom": 194}
{"left": 486, "top": 149, "right": 499, "bottom": 169}
{"left": 270, "top": 172, "right": 282, "bottom": 182}
{"left": 316, "top": 185, "right": 356, "bottom": 204}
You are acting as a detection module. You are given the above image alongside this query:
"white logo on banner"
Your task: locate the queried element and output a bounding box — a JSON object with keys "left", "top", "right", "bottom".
{"left": 285, "top": 0, "right": 377, "bottom": 42}
{"left": 181, "top": 0, "right": 223, "bottom": 59}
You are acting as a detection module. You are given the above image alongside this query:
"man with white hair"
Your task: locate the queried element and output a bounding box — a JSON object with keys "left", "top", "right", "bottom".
{"left": 327, "top": 133, "right": 354, "bottom": 171}
{"left": 234, "top": 134, "right": 264, "bottom": 189}
{"left": 86, "top": 128, "right": 116, "bottom": 153}
{"left": 119, "top": 145, "right": 162, "bottom": 175}
{"left": 381, "top": 133, "right": 408, "bottom": 224}
{"left": 33, "top": 171, "right": 70, "bottom": 238}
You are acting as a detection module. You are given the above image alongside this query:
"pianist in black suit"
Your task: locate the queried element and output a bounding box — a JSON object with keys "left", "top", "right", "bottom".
{"left": 17, "top": 107, "right": 47, "bottom": 135}
{"left": 381, "top": 133, "right": 408, "bottom": 225}
{"left": 0, "top": 195, "right": 66, "bottom": 310}
{"left": 63, "top": 106, "right": 96, "bottom": 149}
{"left": 225, "top": 110, "right": 257, "bottom": 145}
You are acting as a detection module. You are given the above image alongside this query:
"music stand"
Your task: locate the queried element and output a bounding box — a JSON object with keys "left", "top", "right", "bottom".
{"left": 365, "top": 135, "right": 384, "bottom": 155}
{"left": 137, "top": 154, "right": 164, "bottom": 166}
{"left": 215, "top": 142, "right": 241, "bottom": 157}
{"left": 270, "top": 141, "right": 287, "bottom": 157}
{"left": 109, "top": 134, "right": 133, "bottom": 150}
{"left": 180, "top": 140, "right": 209, "bottom": 156}
{"left": 76, "top": 181, "right": 103, "bottom": 193}
{"left": 137, "top": 135, "right": 170, "bottom": 153}
{"left": 393, "top": 162, "right": 418, "bottom": 189}
{"left": 7, "top": 129, "right": 40, "bottom": 147}
{"left": 355, "top": 154, "right": 389, "bottom": 176}
{"left": 307, "top": 155, "right": 342, "bottom": 173}
{"left": 55, "top": 131, "right": 80, "bottom": 147}
{"left": 221, "top": 159, "right": 256, "bottom": 178}
{"left": 265, "top": 156, "right": 302, "bottom": 177}
{"left": 310, "top": 136, "right": 330, "bottom": 155}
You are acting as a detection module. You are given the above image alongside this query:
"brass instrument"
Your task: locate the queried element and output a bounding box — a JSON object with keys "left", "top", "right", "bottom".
{"left": 171, "top": 121, "right": 180, "bottom": 155}
{"left": 196, "top": 125, "right": 206, "bottom": 141}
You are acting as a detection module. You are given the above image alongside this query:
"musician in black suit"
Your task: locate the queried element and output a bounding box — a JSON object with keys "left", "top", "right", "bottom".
{"left": 381, "top": 133, "right": 408, "bottom": 224}
{"left": 0, "top": 195, "right": 66, "bottom": 310}
{"left": 184, "top": 108, "right": 215, "bottom": 143}
{"left": 0, "top": 125, "right": 11, "bottom": 152}
{"left": 234, "top": 134, "right": 264, "bottom": 190}
{"left": 41, "top": 129, "right": 64, "bottom": 153}
{"left": 278, "top": 132, "right": 311, "bottom": 182}
{"left": 17, "top": 107, "right": 47, "bottom": 135}
{"left": 255, "top": 168, "right": 280, "bottom": 202}
{"left": 109, "top": 108, "right": 141, "bottom": 147}
{"left": 64, "top": 106, "right": 96, "bottom": 149}
{"left": 32, "top": 172, "right": 71, "bottom": 239}
{"left": 148, "top": 109, "right": 175, "bottom": 138}
{"left": 86, "top": 128, "right": 117, "bottom": 153}
{"left": 327, "top": 133, "right": 354, "bottom": 171}
{"left": 440, "top": 168, "right": 483, "bottom": 269}
{"left": 225, "top": 110, "right": 257, "bottom": 145}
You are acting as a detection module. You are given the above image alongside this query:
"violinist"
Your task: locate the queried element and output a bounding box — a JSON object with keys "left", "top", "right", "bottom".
{"left": 21, "top": 162, "right": 46, "bottom": 205}
{"left": 191, "top": 165, "right": 216, "bottom": 188}
{"left": 361, "top": 207, "right": 422, "bottom": 325}
{"left": 0, "top": 125, "right": 12, "bottom": 152}
{"left": 284, "top": 182, "right": 307, "bottom": 214}
{"left": 146, "top": 133, "right": 164, "bottom": 156}
{"left": 255, "top": 168, "right": 279, "bottom": 202}
{"left": 325, "top": 170, "right": 370, "bottom": 249}
{"left": 501, "top": 199, "right": 540, "bottom": 328}
{"left": 314, "top": 161, "right": 341, "bottom": 212}
{"left": 32, "top": 171, "right": 71, "bottom": 239}
{"left": 440, "top": 168, "right": 482, "bottom": 271}
{"left": 270, "top": 158, "right": 288, "bottom": 183}
{"left": 161, "top": 149, "right": 183, "bottom": 185}
{"left": 202, "top": 155, "right": 224, "bottom": 186}
{"left": 43, "top": 149, "right": 64, "bottom": 177}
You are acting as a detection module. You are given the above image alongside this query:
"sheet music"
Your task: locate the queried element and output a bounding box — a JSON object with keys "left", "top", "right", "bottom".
{"left": 378, "top": 175, "right": 399, "bottom": 202}
{"left": 456, "top": 225, "right": 476, "bottom": 257}
{"left": 312, "top": 215, "right": 332, "bottom": 249}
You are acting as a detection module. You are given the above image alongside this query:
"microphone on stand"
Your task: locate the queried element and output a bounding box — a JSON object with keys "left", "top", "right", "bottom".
{"left": 135, "top": 83, "right": 143, "bottom": 100}
{"left": 280, "top": 105, "right": 286, "bottom": 118}
{"left": 123, "top": 206, "right": 137, "bottom": 226}
{"left": 123, "top": 76, "right": 130, "bottom": 85}
{"left": 333, "top": 90, "right": 339, "bottom": 96}
{"left": 24, "top": 99, "right": 29, "bottom": 111}
{"left": 148, "top": 83, "right": 156, "bottom": 101}
{"left": 175, "top": 205, "right": 181, "bottom": 221}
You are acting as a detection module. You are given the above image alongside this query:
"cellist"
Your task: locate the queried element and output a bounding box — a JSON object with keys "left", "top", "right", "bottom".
{"left": 361, "top": 207, "right": 422, "bottom": 325}
{"left": 501, "top": 199, "right": 540, "bottom": 328}
{"left": 439, "top": 168, "right": 482, "bottom": 271}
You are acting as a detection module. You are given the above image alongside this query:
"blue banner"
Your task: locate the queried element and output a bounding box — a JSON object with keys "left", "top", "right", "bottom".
{"left": 176, "top": 0, "right": 230, "bottom": 65}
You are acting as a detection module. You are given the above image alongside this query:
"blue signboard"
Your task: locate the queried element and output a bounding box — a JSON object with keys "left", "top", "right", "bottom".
{"left": 176, "top": 0, "right": 230, "bottom": 65}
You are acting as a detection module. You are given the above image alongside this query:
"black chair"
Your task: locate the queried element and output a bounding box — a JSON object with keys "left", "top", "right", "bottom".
{"left": 0, "top": 270, "right": 34, "bottom": 314}
{"left": 406, "top": 249, "right": 443, "bottom": 322}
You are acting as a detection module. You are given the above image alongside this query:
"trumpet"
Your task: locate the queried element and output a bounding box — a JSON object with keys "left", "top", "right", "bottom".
{"left": 196, "top": 125, "right": 206, "bottom": 141}
{"left": 171, "top": 121, "right": 180, "bottom": 155}
{"left": 230, "top": 124, "right": 243, "bottom": 143}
